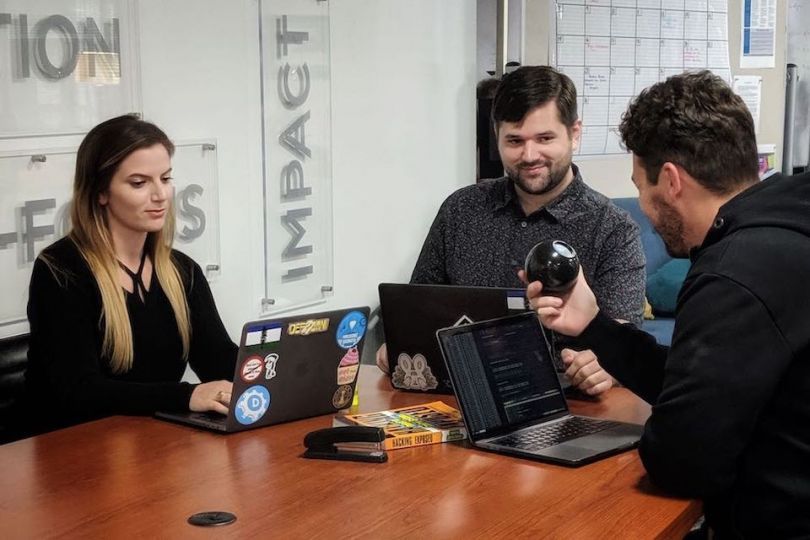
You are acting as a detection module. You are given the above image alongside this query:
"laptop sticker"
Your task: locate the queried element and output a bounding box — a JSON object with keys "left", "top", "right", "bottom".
{"left": 392, "top": 353, "right": 438, "bottom": 391}
{"left": 332, "top": 384, "right": 354, "bottom": 409}
{"left": 506, "top": 291, "right": 527, "bottom": 310}
{"left": 264, "top": 353, "right": 279, "bottom": 380}
{"left": 337, "top": 347, "right": 360, "bottom": 384}
{"left": 336, "top": 310, "right": 367, "bottom": 349}
{"left": 288, "top": 318, "right": 330, "bottom": 336}
{"left": 240, "top": 355, "right": 265, "bottom": 382}
{"left": 245, "top": 323, "right": 282, "bottom": 346}
{"left": 235, "top": 385, "right": 271, "bottom": 425}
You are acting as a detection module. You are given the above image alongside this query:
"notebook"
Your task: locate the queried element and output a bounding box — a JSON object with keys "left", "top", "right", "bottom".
{"left": 378, "top": 283, "right": 528, "bottom": 394}
{"left": 156, "top": 306, "right": 370, "bottom": 433}
{"left": 436, "top": 312, "right": 643, "bottom": 466}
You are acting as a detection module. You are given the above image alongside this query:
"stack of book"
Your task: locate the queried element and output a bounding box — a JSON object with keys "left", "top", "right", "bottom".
{"left": 333, "top": 401, "right": 467, "bottom": 451}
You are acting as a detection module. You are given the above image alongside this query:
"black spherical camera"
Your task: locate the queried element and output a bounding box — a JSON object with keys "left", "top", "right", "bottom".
{"left": 524, "top": 240, "right": 580, "bottom": 294}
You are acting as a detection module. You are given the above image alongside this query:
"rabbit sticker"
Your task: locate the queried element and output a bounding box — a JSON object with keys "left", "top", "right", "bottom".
{"left": 392, "top": 353, "right": 438, "bottom": 391}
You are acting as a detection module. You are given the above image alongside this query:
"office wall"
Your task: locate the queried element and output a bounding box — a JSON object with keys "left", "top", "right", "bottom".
{"left": 524, "top": 0, "right": 787, "bottom": 198}
{"left": 135, "top": 0, "right": 476, "bottom": 342}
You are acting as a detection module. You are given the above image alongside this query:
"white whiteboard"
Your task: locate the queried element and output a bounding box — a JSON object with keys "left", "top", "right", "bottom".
{"left": 552, "top": 0, "right": 731, "bottom": 157}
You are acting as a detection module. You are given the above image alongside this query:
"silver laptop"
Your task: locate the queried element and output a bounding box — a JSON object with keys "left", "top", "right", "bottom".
{"left": 156, "top": 306, "right": 370, "bottom": 433}
{"left": 436, "top": 312, "right": 643, "bottom": 466}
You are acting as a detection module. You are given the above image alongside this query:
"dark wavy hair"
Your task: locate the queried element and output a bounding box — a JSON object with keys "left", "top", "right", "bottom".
{"left": 619, "top": 71, "right": 758, "bottom": 194}
{"left": 491, "top": 66, "right": 578, "bottom": 131}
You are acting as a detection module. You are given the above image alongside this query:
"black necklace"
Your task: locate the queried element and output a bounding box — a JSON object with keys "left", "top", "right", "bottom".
{"left": 118, "top": 249, "right": 149, "bottom": 299}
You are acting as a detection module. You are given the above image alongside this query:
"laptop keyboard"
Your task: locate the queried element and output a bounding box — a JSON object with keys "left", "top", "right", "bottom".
{"left": 495, "top": 417, "right": 619, "bottom": 451}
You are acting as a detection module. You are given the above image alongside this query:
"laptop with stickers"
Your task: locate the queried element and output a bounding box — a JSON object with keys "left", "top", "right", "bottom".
{"left": 156, "top": 306, "right": 370, "bottom": 433}
{"left": 436, "top": 312, "right": 643, "bottom": 466}
{"left": 378, "top": 283, "right": 528, "bottom": 394}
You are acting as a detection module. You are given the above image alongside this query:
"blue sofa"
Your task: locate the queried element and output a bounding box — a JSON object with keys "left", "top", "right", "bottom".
{"left": 612, "top": 198, "right": 677, "bottom": 346}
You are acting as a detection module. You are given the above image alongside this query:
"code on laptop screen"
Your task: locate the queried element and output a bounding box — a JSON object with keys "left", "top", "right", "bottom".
{"left": 441, "top": 316, "right": 567, "bottom": 437}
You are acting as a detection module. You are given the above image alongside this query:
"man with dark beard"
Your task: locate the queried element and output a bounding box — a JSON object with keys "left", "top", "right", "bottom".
{"left": 377, "top": 66, "right": 645, "bottom": 397}
{"left": 528, "top": 70, "right": 810, "bottom": 537}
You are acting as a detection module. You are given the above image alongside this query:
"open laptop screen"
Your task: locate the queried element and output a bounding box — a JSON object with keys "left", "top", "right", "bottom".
{"left": 438, "top": 314, "right": 568, "bottom": 439}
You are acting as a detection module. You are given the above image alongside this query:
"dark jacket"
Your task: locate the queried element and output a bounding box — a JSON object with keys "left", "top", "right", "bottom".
{"left": 577, "top": 172, "right": 810, "bottom": 538}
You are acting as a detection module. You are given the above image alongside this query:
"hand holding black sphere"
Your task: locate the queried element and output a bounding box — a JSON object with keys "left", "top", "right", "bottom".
{"left": 524, "top": 240, "right": 580, "bottom": 294}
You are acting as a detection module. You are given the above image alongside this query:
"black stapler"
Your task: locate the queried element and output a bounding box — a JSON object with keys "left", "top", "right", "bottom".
{"left": 302, "top": 426, "right": 388, "bottom": 463}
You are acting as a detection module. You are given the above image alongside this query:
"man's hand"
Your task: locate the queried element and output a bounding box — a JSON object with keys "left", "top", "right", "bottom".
{"left": 376, "top": 343, "right": 389, "bottom": 373}
{"left": 561, "top": 348, "right": 613, "bottom": 396}
{"left": 190, "top": 380, "right": 233, "bottom": 415}
{"left": 521, "top": 267, "right": 600, "bottom": 337}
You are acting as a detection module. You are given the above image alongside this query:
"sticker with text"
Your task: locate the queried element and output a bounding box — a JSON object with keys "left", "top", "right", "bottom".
{"left": 335, "top": 310, "right": 367, "bottom": 349}
{"left": 337, "top": 347, "right": 360, "bottom": 385}
{"left": 288, "top": 318, "right": 329, "bottom": 336}
{"left": 240, "top": 355, "right": 265, "bottom": 382}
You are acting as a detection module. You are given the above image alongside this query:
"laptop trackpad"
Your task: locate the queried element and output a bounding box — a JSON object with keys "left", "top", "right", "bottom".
{"left": 541, "top": 434, "right": 637, "bottom": 462}
{"left": 540, "top": 444, "right": 598, "bottom": 462}
{"left": 569, "top": 431, "right": 640, "bottom": 452}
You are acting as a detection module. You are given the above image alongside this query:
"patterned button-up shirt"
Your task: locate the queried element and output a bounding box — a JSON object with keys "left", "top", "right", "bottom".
{"left": 410, "top": 166, "right": 646, "bottom": 326}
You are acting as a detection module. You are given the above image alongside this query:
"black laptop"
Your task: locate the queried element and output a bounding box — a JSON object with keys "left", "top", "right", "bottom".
{"left": 156, "top": 306, "right": 370, "bottom": 433}
{"left": 379, "top": 283, "right": 528, "bottom": 394}
{"left": 436, "top": 312, "right": 643, "bottom": 466}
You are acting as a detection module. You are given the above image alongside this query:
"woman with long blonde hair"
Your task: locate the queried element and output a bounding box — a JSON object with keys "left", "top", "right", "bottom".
{"left": 21, "top": 114, "right": 236, "bottom": 436}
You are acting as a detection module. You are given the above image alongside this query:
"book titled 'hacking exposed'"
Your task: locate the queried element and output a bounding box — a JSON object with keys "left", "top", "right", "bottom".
{"left": 333, "top": 401, "right": 467, "bottom": 451}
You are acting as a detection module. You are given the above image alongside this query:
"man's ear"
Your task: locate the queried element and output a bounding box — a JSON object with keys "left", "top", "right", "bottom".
{"left": 659, "top": 162, "right": 683, "bottom": 199}
{"left": 570, "top": 120, "right": 582, "bottom": 151}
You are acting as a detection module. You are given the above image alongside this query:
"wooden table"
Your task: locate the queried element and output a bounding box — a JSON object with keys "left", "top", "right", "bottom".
{"left": 0, "top": 366, "right": 700, "bottom": 538}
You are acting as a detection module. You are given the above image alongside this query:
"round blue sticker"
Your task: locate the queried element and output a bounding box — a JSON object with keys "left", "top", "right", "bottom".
{"left": 336, "top": 310, "right": 367, "bottom": 349}
{"left": 234, "top": 385, "right": 271, "bottom": 425}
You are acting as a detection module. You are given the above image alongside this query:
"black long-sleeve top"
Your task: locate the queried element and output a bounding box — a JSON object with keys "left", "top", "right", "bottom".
{"left": 574, "top": 172, "right": 810, "bottom": 538}
{"left": 22, "top": 237, "right": 237, "bottom": 435}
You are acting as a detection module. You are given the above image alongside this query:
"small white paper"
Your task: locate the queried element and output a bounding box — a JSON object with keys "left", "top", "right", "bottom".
{"left": 733, "top": 75, "right": 762, "bottom": 134}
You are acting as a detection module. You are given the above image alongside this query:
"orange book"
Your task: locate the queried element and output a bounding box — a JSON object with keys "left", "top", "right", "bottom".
{"left": 333, "top": 401, "right": 467, "bottom": 451}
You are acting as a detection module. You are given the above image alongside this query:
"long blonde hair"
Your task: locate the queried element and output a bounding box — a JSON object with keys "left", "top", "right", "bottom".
{"left": 66, "top": 114, "right": 191, "bottom": 373}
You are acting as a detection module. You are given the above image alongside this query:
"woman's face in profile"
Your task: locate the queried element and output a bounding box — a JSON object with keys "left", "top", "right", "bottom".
{"left": 99, "top": 144, "right": 173, "bottom": 237}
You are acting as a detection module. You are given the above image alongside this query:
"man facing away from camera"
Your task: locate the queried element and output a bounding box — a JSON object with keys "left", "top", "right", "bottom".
{"left": 528, "top": 70, "right": 810, "bottom": 537}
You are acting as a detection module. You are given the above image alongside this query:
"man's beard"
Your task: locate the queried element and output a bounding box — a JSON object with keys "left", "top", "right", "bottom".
{"left": 506, "top": 156, "right": 571, "bottom": 196}
{"left": 652, "top": 198, "right": 689, "bottom": 258}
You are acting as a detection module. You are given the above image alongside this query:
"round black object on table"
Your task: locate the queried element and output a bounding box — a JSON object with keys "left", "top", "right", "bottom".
{"left": 188, "top": 511, "right": 237, "bottom": 527}
{"left": 524, "top": 240, "right": 580, "bottom": 294}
